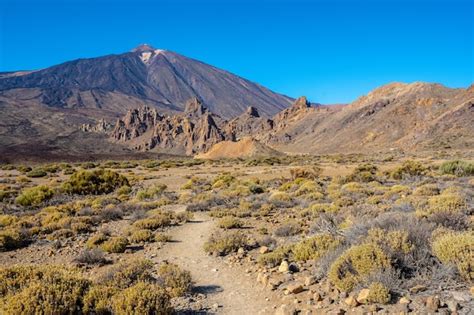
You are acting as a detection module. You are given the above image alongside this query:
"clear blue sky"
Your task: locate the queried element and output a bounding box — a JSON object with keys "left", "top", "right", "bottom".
{"left": 0, "top": 0, "right": 472, "bottom": 104}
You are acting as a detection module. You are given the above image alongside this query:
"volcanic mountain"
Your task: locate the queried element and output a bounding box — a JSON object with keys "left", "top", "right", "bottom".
{"left": 0, "top": 44, "right": 294, "bottom": 161}
{"left": 0, "top": 44, "right": 291, "bottom": 119}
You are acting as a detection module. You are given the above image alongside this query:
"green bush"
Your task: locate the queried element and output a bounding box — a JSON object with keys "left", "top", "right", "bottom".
{"left": 129, "top": 229, "right": 154, "bottom": 243}
{"left": 0, "top": 228, "right": 27, "bottom": 251}
{"left": 26, "top": 168, "right": 47, "bottom": 178}
{"left": 133, "top": 213, "right": 172, "bottom": 230}
{"left": 136, "top": 184, "right": 167, "bottom": 200}
{"left": 100, "top": 236, "right": 129, "bottom": 253}
{"left": 293, "top": 234, "right": 341, "bottom": 262}
{"left": 103, "top": 259, "right": 154, "bottom": 289}
{"left": 258, "top": 245, "right": 293, "bottom": 267}
{"left": 82, "top": 285, "right": 118, "bottom": 314}
{"left": 204, "top": 232, "right": 247, "bottom": 255}
{"left": 157, "top": 263, "right": 193, "bottom": 297}
{"left": 328, "top": 243, "right": 391, "bottom": 291}
{"left": 62, "top": 170, "right": 129, "bottom": 195}
{"left": 366, "top": 282, "right": 391, "bottom": 304}
{"left": 0, "top": 266, "right": 90, "bottom": 315}
{"left": 432, "top": 231, "right": 474, "bottom": 280}
{"left": 390, "top": 160, "right": 427, "bottom": 179}
{"left": 217, "top": 216, "right": 244, "bottom": 229}
{"left": 86, "top": 232, "right": 109, "bottom": 249}
{"left": 111, "top": 282, "right": 172, "bottom": 315}
{"left": 15, "top": 185, "right": 54, "bottom": 206}
{"left": 439, "top": 160, "right": 474, "bottom": 176}
{"left": 344, "top": 164, "right": 378, "bottom": 183}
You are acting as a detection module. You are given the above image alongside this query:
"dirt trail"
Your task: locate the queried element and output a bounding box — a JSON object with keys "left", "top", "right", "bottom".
{"left": 154, "top": 209, "right": 276, "bottom": 315}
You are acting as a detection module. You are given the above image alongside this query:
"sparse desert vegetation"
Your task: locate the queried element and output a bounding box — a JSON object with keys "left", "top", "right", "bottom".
{"left": 0, "top": 155, "right": 473, "bottom": 314}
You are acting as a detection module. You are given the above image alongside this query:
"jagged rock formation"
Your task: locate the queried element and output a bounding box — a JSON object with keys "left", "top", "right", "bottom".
{"left": 106, "top": 83, "right": 474, "bottom": 156}
{"left": 80, "top": 119, "right": 112, "bottom": 133}
{"left": 111, "top": 98, "right": 225, "bottom": 155}
{"left": 108, "top": 97, "right": 314, "bottom": 155}
{"left": 224, "top": 106, "right": 274, "bottom": 141}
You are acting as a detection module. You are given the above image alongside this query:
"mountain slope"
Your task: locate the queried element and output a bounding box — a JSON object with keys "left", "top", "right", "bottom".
{"left": 267, "top": 82, "right": 474, "bottom": 154}
{"left": 0, "top": 44, "right": 292, "bottom": 118}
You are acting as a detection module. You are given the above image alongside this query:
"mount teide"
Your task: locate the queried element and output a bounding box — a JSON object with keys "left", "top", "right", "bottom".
{"left": 0, "top": 44, "right": 292, "bottom": 118}
{"left": 0, "top": 44, "right": 292, "bottom": 161}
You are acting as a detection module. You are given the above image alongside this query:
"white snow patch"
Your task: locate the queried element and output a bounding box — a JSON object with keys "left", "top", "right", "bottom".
{"left": 140, "top": 52, "right": 152, "bottom": 63}
{"left": 154, "top": 49, "right": 166, "bottom": 55}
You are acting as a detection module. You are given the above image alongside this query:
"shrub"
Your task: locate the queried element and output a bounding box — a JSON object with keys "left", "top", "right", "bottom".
{"left": 15, "top": 185, "right": 54, "bottom": 206}
{"left": 290, "top": 166, "right": 322, "bottom": 180}
{"left": 419, "top": 192, "right": 467, "bottom": 217}
{"left": 74, "top": 248, "right": 106, "bottom": 265}
{"left": 133, "top": 214, "right": 172, "bottom": 230}
{"left": 274, "top": 221, "right": 301, "bottom": 237}
{"left": 366, "top": 282, "right": 391, "bottom": 304}
{"left": 328, "top": 243, "right": 391, "bottom": 291}
{"left": 439, "top": 160, "right": 474, "bottom": 176}
{"left": 155, "top": 233, "right": 172, "bottom": 243}
{"left": 129, "top": 229, "right": 154, "bottom": 243}
{"left": 86, "top": 232, "right": 109, "bottom": 249}
{"left": 157, "top": 263, "right": 193, "bottom": 297}
{"left": 26, "top": 168, "right": 48, "bottom": 178}
{"left": 136, "top": 184, "right": 167, "bottom": 200}
{"left": 258, "top": 245, "right": 293, "bottom": 267}
{"left": 0, "top": 215, "right": 17, "bottom": 227}
{"left": 100, "top": 237, "right": 129, "bottom": 253}
{"left": 211, "top": 173, "right": 236, "bottom": 189}
{"left": 204, "top": 232, "right": 247, "bottom": 255}
{"left": 218, "top": 216, "right": 244, "bottom": 229}
{"left": 366, "top": 228, "right": 413, "bottom": 254}
{"left": 293, "top": 234, "right": 342, "bottom": 262}
{"left": 432, "top": 231, "right": 474, "bottom": 280}
{"left": 102, "top": 259, "right": 154, "bottom": 289}
{"left": 344, "top": 164, "right": 378, "bottom": 183}
{"left": 0, "top": 265, "right": 90, "bottom": 314}
{"left": 111, "top": 282, "right": 172, "bottom": 315}
{"left": 82, "top": 285, "right": 118, "bottom": 314}
{"left": 62, "top": 170, "right": 129, "bottom": 195}
{"left": 413, "top": 184, "right": 440, "bottom": 196}
{"left": 0, "top": 228, "right": 27, "bottom": 251}
{"left": 390, "top": 160, "right": 427, "bottom": 179}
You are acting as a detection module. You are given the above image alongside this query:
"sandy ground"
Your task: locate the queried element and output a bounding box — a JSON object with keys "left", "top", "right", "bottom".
{"left": 155, "top": 207, "right": 277, "bottom": 315}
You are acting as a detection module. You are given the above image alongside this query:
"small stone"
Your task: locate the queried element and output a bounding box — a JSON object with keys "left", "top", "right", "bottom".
{"left": 426, "top": 296, "right": 440, "bottom": 312}
{"left": 259, "top": 246, "right": 269, "bottom": 254}
{"left": 344, "top": 296, "right": 359, "bottom": 307}
{"left": 237, "top": 247, "right": 245, "bottom": 254}
{"left": 288, "top": 263, "right": 299, "bottom": 272}
{"left": 279, "top": 261, "right": 290, "bottom": 273}
{"left": 275, "top": 304, "right": 295, "bottom": 315}
{"left": 470, "top": 286, "right": 474, "bottom": 297}
{"left": 285, "top": 283, "right": 304, "bottom": 294}
{"left": 409, "top": 284, "right": 427, "bottom": 293}
{"left": 356, "top": 288, "right": 370, "bottom": 304}
{"left": 399, "top": 297, "right": 411, "bottom": 305}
